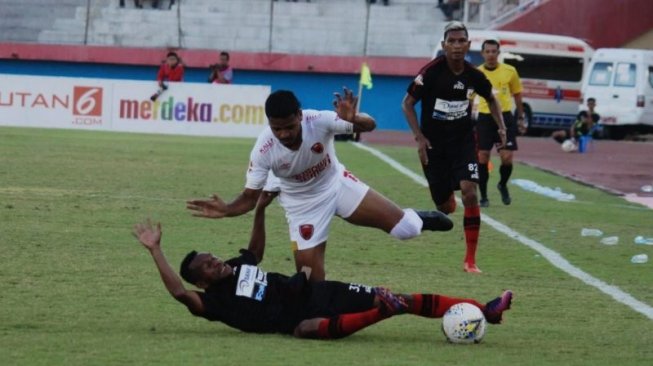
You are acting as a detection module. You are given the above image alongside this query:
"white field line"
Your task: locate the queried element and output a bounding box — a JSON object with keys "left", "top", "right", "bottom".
{"left": 351, "top": 142, "right": 653, "bottom": 321}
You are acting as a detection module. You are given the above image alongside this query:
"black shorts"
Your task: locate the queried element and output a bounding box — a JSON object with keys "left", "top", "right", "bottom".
{"left": 476, "top": 112, "right": 518, "bottom": 151}
{"left": 275, "top": 280, "right": 376, "bottom": 334}
{"left": 422, "top": 128, "right": 479, "bottom": 205}
{"left": 306, "top": 281, "right": 376, "bottom": 318}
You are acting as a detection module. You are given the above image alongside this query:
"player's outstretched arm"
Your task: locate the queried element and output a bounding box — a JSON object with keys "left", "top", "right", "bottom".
{"left": 132, "top": 219, "right": 204, "bottom": 315}
{"left": 333, "top": 87, "right": 376, "bottom": 132}
{"left": 247, "top": 191, "right": 278, "bottom": 263}
{"left": 186, "top": 189, "right": 260, "bottom": 219}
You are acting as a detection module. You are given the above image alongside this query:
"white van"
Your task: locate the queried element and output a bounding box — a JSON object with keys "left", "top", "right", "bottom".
{"left": 582, "top": 48, "right": 653, "bottom": 138}
{"left": 433, "top": 30, "right": 594, "bottom": 135}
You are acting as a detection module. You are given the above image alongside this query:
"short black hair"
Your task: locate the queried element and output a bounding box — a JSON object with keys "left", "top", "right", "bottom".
{"left": 180, "top": 250, "right": 199, "bottom": 284}
{"left": 587, "top": 97, "right": 596, "bottom": 103}
{"left": 265, "top": 90, "right": 301, "bottom": 119}
{"left": 481, "top": 39, "right": 500, "bottom": 51}
{"left": 167, "top": 51, "right": 179, "bottom": 59}
{"left": 443, "top": 21, "right": 468, "bottom": 41}
{"left": 220, "top": 51, "right": 230, "bottom": 60}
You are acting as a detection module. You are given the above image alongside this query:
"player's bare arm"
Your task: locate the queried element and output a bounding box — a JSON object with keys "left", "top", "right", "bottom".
{"left": 401, "top": 93, "right": 432, "bottom": 165}
{"left": 132, "top": 219, "right": 204, "bottom": 315}
{"left": 487, "top": 96, "right": 507, "bottom": 147}
{"left": 247, "top": 191, "right": 278, "bottom": 263}
{"left": 187, "top": 188, "right": 261, "bottom": 218}
{"left": 333, "top": 87, "right": 376, "bottom": 132}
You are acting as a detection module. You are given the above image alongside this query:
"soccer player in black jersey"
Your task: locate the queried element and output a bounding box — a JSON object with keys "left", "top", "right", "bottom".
{"left": 402, "top": 22, "right": 507, "bottom": 274}
{"left": 133, "top": 192, "right": 513, "bottom": 339}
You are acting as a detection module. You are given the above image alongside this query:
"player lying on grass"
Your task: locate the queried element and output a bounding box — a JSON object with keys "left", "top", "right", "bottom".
{"left": 134, "top": 192, "right": 513, "bottom": 339}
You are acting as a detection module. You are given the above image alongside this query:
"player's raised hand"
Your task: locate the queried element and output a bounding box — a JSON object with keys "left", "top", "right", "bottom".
{"left": 333, "top": 87, "right": 358, "bottom": 122}
{"left": 132, "top": 218, "right": 162, "bottom": 250}
{"left": 186, "top": 194, "right": 228, "bottom": 218}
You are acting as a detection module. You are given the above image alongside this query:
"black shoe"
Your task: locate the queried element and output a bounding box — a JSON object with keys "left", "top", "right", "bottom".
{"left": 479, "top": 198, "right": 489, "bottom": 208}
{"left": 497, "top": 183, "right": 511, "bottom": 205}
{"left": 416, "top": 210, "right": 453, "bottom": 231}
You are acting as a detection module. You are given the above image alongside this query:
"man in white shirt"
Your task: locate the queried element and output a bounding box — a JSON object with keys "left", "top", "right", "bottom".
{"left": 188, "top": 89, "right": 453, "bottom": 281}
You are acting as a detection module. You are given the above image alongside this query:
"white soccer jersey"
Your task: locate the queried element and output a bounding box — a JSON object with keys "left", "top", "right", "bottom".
{"left": 245, "top": 109, "right": 354, "bottom": 199}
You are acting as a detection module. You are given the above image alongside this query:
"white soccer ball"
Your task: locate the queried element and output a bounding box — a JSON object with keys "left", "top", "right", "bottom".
{"left": 561, "top": 139, "right": 578, "bottom": 153}
{"left": 441, "top": 303, "right": 487, "bottom": 344}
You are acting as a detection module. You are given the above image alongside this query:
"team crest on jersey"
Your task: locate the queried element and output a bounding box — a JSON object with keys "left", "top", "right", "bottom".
{"left": 299, "top": 224, "right": 314, "bottom": 240}
{"left": 311, "top": 142, "right": 324, "bottom": 154}
{"left": 454, "top": 81, "right": 465, "bottom": 90}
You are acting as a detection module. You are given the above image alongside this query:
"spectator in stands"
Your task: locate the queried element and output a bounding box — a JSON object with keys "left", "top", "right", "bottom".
{"left": 120, "top": 0, "right": 143, "bottom": 8}
{"left": 368, "top": 0, "right": 390, "bottom": 5}
{"left": 440, "top": 0, "right": 461, "bottom": 21}
{"left": 151, "top": 51, "right": 184, "bottom": 101}
{"left": 208, "top": 52, "right": 234, "bottom": 84}
{"left": 152, "top": 0, "right": 176, "bottom": 9}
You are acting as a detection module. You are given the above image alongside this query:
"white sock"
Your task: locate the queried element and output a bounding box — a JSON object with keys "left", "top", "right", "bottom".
{"left": 390, "top": 209, "right": 423, "bottom": 240}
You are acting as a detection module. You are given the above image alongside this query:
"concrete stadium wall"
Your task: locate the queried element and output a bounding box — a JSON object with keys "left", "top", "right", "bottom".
{"left": 498, "top": 0, "right": 653, "bottom": 49}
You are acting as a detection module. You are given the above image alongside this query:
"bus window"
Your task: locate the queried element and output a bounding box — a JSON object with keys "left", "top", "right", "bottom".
{"left": 614, "top": 63, "right": 636, "bottom": 87}
{"left": 504, "top": 53, "right": 584, "bottom": 82}
{"left": 589, "top": 62, "right": 613, "bottom": 86}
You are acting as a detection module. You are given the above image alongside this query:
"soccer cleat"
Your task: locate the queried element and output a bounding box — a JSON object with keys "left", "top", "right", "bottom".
{"left": 463, "top": 262, "right": 482, "bottom": 274}
{"left": 497, "top": 183, "right": 511, "bottom": 205}
{"left": 416, "top": 211, "right": 454, "bottom": 231}
{"left": 484, "top": 290, "right": 513, "bottom": 324}
{"left": 375, "top": 287, "right": 408, "bottom": 317}
{"left": 479, "top": 198, "right": 489, "bottom": 208}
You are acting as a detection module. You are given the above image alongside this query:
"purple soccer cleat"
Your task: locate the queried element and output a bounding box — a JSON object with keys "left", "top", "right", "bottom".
{"left": 375, "top": 287, "right": 408, "bottom": 317}
{"left": 484, "top": 290, "right": 513, "bottom": 324}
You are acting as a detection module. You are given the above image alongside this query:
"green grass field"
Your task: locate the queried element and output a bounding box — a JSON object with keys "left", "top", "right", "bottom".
{"left": 1, "top": 126, "right": 651, "bottom": 366}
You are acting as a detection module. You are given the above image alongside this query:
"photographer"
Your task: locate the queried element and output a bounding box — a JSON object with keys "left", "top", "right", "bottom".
{"left": 208, "top": 51, "right": 233, "bottom": 84}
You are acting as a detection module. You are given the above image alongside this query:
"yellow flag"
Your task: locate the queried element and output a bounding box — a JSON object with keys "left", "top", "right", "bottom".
{"left": 360, "top": 62, "right": 373, "bottom": 90}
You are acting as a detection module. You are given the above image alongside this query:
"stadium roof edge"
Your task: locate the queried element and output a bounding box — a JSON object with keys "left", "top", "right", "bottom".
{"left": 0, "top": 43, "right": 429, "bottom": 77}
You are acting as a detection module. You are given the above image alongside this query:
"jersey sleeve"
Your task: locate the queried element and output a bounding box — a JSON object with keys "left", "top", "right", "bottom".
{"left": 509, "top": 67, "right": 523, "bottom": 94}
{"left": 473, "top": 69, "right": 494, "bottom": 101}
{"left": 406, "top": 74, "right": 426, "bottom": 100}
{"left": 156, "top": 64, "right": 165, "bottom": 82}
{"left": 318, "top": 110, "right": 354, "bottom": 135}
{"left": 244, "top": 134, "right": 272, "bottom": 190}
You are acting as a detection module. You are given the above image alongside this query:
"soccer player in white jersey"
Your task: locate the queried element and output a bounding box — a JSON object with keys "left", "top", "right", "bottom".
{"left": 188, "top": 88, "right": 453, "bottom": 281}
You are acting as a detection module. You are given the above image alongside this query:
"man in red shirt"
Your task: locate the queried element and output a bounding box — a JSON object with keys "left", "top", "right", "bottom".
{"left": 151, "top": 51, "right": 184, "bottom": 101}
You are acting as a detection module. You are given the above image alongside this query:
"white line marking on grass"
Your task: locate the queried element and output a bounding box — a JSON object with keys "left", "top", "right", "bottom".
{"left": 351, "top": 142, "right": 653, "bottom": 320}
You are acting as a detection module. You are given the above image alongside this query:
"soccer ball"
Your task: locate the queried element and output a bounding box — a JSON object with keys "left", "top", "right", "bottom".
{"left": 561, "top": 139, "right": 578, "bottom": 153}
{"left": 441, "top": 303, "right": 487, "bottom": 344}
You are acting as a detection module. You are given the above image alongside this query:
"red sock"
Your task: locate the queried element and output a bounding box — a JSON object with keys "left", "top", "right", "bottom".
{"left": 463, "top": 205, "right": 480, "bottom": 264}
{"left": 316, "top": 308, "right": 386, "bottom": 339}
{"left": 410, "top": 294, "right": 484, "bottom": 318}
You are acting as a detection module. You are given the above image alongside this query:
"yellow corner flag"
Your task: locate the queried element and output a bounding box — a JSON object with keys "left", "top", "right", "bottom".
{"left": 360, "top": 62, "right": 373, "bottom": 90}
